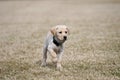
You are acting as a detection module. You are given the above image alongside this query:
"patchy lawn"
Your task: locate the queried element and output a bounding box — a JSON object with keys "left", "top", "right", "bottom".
{"left": 0, "top": 0, "right": 120, "bottom": 80}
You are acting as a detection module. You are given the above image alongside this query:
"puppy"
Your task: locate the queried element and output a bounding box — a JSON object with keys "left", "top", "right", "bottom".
{"left": 41, "top": 25, "right": 69, "bottom": 71}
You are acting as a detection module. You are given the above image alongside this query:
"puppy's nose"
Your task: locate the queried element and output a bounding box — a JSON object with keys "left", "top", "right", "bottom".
{"left": 64, "top": 36, "right": 67, "bottom": 40}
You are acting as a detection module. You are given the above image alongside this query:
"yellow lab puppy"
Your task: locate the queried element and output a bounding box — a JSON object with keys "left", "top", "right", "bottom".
{"left": 41, "top": 25, "right": 69, "bottom": 71}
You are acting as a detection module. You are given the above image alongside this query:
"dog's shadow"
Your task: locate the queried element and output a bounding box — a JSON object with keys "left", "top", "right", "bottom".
{"left": 36, "top": 60, "right": 56, "bottom": 69}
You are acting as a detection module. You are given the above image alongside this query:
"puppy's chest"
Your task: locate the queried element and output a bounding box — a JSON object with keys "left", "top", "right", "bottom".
{"left": 53, "top": 46, "right": 62, "bottom": 53}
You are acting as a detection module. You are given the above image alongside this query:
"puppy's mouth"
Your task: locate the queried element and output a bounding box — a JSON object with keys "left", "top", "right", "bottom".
{"left": 56, "top": 36, "right": 67, "bottom": 42}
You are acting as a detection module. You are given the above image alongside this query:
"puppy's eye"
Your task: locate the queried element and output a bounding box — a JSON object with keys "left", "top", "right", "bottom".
{"left": 65, "top": 31, "right": 67, "bottom": 34}
{"left": 59, "top": 31, "right": 62, "bottom": 34}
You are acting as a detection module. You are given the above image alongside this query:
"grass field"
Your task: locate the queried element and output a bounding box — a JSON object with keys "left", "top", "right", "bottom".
{"left": 0, "top": 0, "right": 120, "bottom": 80}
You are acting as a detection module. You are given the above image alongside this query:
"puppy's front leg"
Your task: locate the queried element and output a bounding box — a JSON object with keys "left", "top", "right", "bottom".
{"left": 48, "top": 48, "right": 57, "bottom": 63}
{"left": 57, "top": 51, "right": 63, "bottom": 71}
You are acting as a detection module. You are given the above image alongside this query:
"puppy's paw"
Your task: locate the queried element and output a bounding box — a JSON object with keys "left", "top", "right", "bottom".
{"left": 57, "top": 65, "right": 63, "bottom": 71}
{"left": 41, "top": 62, "right": 47, "bottom": 67}
{"left": 56, "top": 64, "right": 63, "bottom": 71}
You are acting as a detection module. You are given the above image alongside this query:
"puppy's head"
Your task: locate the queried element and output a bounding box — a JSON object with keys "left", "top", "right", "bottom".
{"left": 51, "top": 25, "right": 69, "bottom": 41}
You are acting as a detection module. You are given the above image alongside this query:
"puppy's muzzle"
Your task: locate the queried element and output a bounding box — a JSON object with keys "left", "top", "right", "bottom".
{"left": 64, "top": 36, "right": 67, "bottom": 40}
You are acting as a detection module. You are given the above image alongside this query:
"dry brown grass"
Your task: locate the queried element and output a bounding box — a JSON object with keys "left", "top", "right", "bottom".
{"left": 0, "top": 0, "right": 120, "bottom": 80}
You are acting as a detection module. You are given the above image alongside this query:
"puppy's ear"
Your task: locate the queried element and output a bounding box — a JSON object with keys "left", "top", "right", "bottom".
{"left": 66, "top": 27, "right": 70, "bottom": 35}
{"left": 50, "top": 27, "right": 56, "bottom": 35}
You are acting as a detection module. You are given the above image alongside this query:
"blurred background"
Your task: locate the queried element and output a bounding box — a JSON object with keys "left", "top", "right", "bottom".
{"left": 0, "top": 0, "right": 120, "bottom": 80}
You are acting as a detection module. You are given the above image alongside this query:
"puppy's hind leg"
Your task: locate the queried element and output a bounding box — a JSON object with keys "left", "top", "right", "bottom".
{"left": 41, "top": 46, "right": 47, "bottom": 67}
